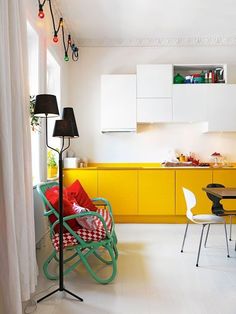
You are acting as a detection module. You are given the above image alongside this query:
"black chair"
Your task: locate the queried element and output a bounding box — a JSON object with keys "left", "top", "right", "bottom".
{"left": 206, "top": 183, "right": 236, "bottom": 241}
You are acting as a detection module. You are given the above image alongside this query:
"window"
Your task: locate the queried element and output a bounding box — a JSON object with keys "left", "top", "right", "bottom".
{"left": 27, "top": 22, "right": 40, "bottom": 185}
{"left": 46, "top": 49, "right": 61, "bottom": 177}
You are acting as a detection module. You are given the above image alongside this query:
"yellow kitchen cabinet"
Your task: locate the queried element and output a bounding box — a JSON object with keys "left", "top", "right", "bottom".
{"left": 176, "top": 170, "right": 212, "bottom": 215}
{"left": 212, "top": 169, "right": 236, "bottom": 210}
{"left": 63, "top": 169, "right": 98, "bottom": 198}
{"left": 138, "top": 170, "right": 175, "bottom": 215}
{"left": 98, "top": 170, "right": 138, "bottom": 215}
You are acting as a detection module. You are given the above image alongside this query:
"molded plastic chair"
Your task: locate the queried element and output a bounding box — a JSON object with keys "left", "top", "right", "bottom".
{"left": 36, "top": 181, "right": 118, "bottom": 284}
{"left": 181, "top": 187, "right": 229, "bottom": 267}
{"left": 206, "top": 183, "right": 236, "bottom": 241}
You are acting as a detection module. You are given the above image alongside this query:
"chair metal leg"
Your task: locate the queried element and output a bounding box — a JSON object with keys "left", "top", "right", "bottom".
{"left": 196, "top": 224, "right": 206, "bottom": 267}
{"left": 181, "top": 222, "right": 189, "bottom": 253}
{"left": 224, "top": 222, "right": 230, "bottom": 258}
{"left": 204, "top": 224, "right": 210, "bottom": 248}
{"left": 229, "top": 216, "right": 232, "bottom": 241}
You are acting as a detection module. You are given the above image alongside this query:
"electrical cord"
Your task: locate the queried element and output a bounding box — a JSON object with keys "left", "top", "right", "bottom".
{"left": 24, "top": 284, "right": 58, "bottom": 314}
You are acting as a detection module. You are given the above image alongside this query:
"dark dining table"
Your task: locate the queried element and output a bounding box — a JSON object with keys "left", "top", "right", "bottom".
{"left": 202, "top": 187, "right": 236, "bottom": 199}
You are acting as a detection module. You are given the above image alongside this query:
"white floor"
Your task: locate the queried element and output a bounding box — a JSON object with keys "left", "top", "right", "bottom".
{"left": 26, "top": 224, "right": 236, "bottom": 314}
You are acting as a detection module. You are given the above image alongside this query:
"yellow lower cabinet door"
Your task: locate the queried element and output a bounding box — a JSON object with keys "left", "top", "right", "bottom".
{"left": 176, "top": 170, "right": 212, "bottom": 215}
{"left": 63, "top": 169, "right": 98, "bottom": 198}
{"left": 212, "top": 169, "right": 236, "bottom": 210}
{"left": 98, "top": 170, "right": 138, "bottom": 215}
{"left": 138, "top": 170, "right": 175, "bottom": 215}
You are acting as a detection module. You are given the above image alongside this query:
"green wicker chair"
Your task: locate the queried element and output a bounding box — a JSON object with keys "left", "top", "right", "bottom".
{"left": 36, "top": 181, "right": 118, "bottom": 284}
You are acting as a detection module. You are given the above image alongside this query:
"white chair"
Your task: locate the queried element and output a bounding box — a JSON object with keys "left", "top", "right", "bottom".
{"left": 181, "top": 187, "right": 230, "bottom": 267}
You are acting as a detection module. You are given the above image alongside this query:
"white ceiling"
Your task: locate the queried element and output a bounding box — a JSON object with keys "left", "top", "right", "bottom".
{"left": 56, "top": 0, "right": 236, "bottom": 46}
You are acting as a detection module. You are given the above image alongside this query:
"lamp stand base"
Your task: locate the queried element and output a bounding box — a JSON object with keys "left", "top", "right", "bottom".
{"left": 37, "top": 287, "right": 83, "bottom": 303}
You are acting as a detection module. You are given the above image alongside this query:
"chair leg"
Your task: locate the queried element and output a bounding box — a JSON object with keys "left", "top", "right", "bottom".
{"left": 224, "top": 222, "right": 230, "bottom": 258}
{"left": 204, "top": 224, "right": 210, "bottom": 248}
{"left": 196, "top": 224, "right": 206, "bottom": 267}
{"left": 181, "top": 222, "right": 189, "bottom": 253}
{"left": 229, "top": 216, "right": 232, "bottom": 241}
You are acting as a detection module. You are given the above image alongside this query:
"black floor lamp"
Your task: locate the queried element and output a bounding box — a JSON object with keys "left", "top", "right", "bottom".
{"left": 34, "top": 94, "right": 83, "bottom": 303}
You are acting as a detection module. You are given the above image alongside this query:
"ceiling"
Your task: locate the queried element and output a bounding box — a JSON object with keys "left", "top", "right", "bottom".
{"left": 56, "top": 0, "right": 236, "bottom": 46}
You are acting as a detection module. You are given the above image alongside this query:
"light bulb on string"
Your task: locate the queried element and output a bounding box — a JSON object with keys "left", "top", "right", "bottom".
{"left": 53, "top": 32, "right": 59, "bottom": 43}
{"left": 64, "top": 53, "right": 69, "bottom": 61}
{"left": 38, "top": 4, "right": 44, "bottom": 18}
{"left": 36, "top": 0, "right": 79, "bottom": 61}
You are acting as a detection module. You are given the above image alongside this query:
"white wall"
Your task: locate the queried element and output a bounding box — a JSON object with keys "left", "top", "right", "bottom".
{"left": 68, "top": 46, "right": 236, "bottom": 163}
{"left": 25, "top": 0, "right": 69, "bottom": 106}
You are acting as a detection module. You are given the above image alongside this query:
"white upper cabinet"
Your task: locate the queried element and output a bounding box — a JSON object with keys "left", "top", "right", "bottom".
{"left": 173, "top": 85, "right": 208, "bottom": 122}
{"left": 137, "top": 64, "right": 173, "bottom": 98}
{"left": 101, "top": 75, "right": 137, "bottom": 132}
{"left": 101, "top": 64, "right": 236, "bottom": 132}
{"left": 137, "top": 98, "right": 172, "bottom": 123}
{"left": 205, "top": 84, "right": 236, "bottom": 132}
{"left": 136, "top": 64, "right": 173, "bottom": 122}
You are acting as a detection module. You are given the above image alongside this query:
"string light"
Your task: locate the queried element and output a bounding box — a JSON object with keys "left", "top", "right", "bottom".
{"left": 37, "top": 0, "right": 79, "bottom": 62}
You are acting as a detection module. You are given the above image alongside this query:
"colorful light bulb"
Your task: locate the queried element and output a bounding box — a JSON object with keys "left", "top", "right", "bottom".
{"left": 53, "top": 32, "right": 59, "bottom": 43}
{"left": 38, "top": 10, "right": 44, "bottom": 18}
{"left": 38, "top": 4, "right": 44, "bottom": 18}
{"left": 64, "top": 54, "right": 69, "bottom": 61}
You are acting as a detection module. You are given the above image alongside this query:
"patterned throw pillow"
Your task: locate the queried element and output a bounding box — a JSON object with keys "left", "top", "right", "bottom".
{"left": 73, "top": 203, "right": 112, "bottom": 232}
{"left": 72, "top": 203, "right": 98, "bottom": 230}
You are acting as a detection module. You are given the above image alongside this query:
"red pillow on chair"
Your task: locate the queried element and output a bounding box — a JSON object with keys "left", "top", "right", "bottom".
{"left": 65, "top": 180, "right": 97, "bottom": 212}
{"left": 45, "top": 186, "right": 79, "bottom": 232}
{"left": 45, "top": 180, "right": 98, "bottom": 232}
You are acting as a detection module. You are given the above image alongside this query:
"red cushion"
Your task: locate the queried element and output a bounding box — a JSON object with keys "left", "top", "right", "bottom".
{"left": 45, "top": 186, "right": 79, "bottom": 232}
{"left": 52, "top": 228, "right": 107, "bottom": 251}
{"left": 66, "top": 180, "right": 97, "bottom": 212}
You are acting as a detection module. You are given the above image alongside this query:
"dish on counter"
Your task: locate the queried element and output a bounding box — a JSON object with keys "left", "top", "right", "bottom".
{"left": 163, "top": 162, "right": 193, "bottom": 167}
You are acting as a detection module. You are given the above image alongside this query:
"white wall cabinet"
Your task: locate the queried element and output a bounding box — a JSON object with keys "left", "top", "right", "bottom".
{"left": 173, "top": 85, "right": 208, "bottom": 122}
{"left": 137, "top": 98, "right": 172, "bottom": 123}
{"left": 136, "top": 64, "right": 173, "bottom": 123}
{"left": 101, "top": 75, "right": 137, "bottom": 132}
{"left": 205, "top": 84, "right": 236, "bottom": 132}
{"left": 137, "top": 64, "right": 173, "bottom": 98}
{"left": 101, "top": 64, "right": 236, "bottom": 132}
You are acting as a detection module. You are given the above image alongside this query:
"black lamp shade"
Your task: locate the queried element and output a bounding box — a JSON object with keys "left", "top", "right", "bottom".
{"left": 62, "top": 107, "right": 79, "bottom": 137}
{"left": 34, "top": 94, "right": 59, "bottom": 117}
{"left": 52, "top": 119, "right": 75, "bottom": 138}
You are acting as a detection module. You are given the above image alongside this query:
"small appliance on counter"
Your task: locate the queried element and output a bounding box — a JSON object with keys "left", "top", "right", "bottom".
{"left": 63, "top": 157, "right": 79, "bottom": 168}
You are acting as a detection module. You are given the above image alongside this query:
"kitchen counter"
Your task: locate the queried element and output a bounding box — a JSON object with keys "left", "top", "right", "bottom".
{"left": 64, "top": 166, "right": 236, "bottom": 170}
{"left": 63, "top": 166, "right": 236, "bottom": 223}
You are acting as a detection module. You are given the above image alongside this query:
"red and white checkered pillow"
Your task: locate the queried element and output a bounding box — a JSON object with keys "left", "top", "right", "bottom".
{"left": 52, "top": 208, "right": 112, "bottom": 251}
{"left": 52, "top": 228, "right": 107, "bottom": 251}
{"left": 52, "top": 208, "right": 113, "bottom": 251}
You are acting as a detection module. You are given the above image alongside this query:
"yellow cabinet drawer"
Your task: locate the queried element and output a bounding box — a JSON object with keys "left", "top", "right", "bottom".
{"left": 138, "top": 170, "right": 175, "bottom": 215}
{"left": 176, "top": 170, "right": 212, "bottom": 215}
{"left": 63, "top": 169, "right": 98, "bottom": 198}
{"left": 98, "top": 170, "right": 138, "bottom": 215}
